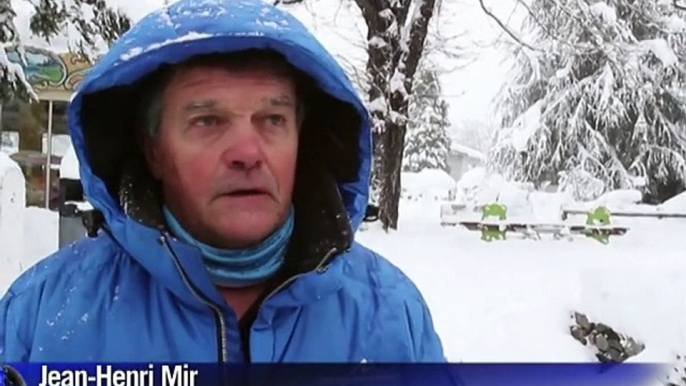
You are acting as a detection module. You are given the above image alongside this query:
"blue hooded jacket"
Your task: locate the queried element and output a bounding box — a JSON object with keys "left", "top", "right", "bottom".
{"left": 0, "top": 0, "right": 445, "bottom": 363}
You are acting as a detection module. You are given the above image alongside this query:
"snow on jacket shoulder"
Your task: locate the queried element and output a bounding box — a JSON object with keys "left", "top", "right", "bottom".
{"left": 0, "top": 0, "right": 444, "bottom": 363}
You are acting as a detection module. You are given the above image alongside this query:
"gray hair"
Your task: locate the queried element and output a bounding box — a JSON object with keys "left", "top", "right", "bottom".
{"left": 138, "top": 50, "right": 309, "bottom": 141}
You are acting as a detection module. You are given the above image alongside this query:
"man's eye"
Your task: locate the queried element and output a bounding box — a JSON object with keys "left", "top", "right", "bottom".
{"left": 190, "top": 115, "right": 221, "bottom": 127}
{"left": 265, "top": 115, "right": 286, "bottom": 126}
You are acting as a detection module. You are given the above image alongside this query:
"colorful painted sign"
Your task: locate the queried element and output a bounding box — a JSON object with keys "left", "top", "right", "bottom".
{"left": 6, "top": 46, "right": 92, "bottom": 92}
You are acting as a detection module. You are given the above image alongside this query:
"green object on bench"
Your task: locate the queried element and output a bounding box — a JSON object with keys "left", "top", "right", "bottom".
{"left": 586, "top": 206, "right": 611, "bottom": 226}
{"left": 481, "top": 203, "right": 507, "bottom": 242}
{"left": 482, "top": 203, "right": 508, "bottom": 221}
{"left": 585, "top": 206, "right": 611, "bottom": 244}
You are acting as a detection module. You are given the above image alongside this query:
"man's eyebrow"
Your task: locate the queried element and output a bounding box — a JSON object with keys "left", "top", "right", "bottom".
{"left": 266, "top": 94, "right": 295, "bottom": 107}
{"left": 183, "top": 100, "right": 218, "bottom": 112}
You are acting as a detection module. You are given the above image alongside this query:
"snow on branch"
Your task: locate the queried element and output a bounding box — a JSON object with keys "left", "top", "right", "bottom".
{"left": 490, "top": 0, "right": 686, "bottom": 202}
{"left": 479, "top": 0, "right": 539, "bottom": 51}
{"left": 0, "top": 44, "right": 37, "bottom": 101}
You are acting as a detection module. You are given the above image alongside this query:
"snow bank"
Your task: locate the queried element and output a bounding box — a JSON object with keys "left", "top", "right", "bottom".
{"left": 661, "top": 191, "right": 686, "bottom": 212}
{"left": 592, "top": 189, "right": 643, "bottom": 208}
{"left": 0, "top": 153, "right": 25, "bottom": 285}
{"left": 402, "top": 169, "right": 457, "bottom": 201}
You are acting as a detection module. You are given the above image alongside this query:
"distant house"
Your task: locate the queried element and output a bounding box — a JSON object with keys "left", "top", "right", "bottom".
{"left": 447, "top": 143, "right": 485, "bottom": 182}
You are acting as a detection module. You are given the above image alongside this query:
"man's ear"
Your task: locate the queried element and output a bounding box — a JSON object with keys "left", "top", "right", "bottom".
{"left": 142, "top": 134, "right": 163, "bottom": 180}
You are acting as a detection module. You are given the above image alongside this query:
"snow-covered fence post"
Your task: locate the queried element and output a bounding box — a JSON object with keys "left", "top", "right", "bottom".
{"left": 0, "top": 153, "right": 26, "bottom": 272}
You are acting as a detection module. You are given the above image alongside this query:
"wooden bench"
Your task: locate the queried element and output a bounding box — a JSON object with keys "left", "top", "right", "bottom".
{"left": 561, "top": 208, "right": 686, "bottom": 221}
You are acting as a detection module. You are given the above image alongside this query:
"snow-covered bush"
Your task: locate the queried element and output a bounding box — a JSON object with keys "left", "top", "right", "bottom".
{"left": 558, "top": 168, "right": 607, "bottom": 202}
{"left": 401, "top": 169, "right": 457, "bottom": 202}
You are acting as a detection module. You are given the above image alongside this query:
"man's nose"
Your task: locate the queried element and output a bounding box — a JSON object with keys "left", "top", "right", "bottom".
{"left": 221, "top": 123, "right": 264, "bottom": 171}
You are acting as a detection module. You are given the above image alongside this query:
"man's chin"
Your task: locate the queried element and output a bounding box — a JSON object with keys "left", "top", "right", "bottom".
{"left": 210, "top": 217, "right": 283, "bottom": 249}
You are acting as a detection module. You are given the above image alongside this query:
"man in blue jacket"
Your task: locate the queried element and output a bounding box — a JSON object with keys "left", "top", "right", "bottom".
{"left": 0, "top": 0, "right": 444, "bottom": 362}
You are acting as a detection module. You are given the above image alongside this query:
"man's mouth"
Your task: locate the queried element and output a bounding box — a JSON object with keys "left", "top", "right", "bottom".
{"left": 225, "top": 189, "right": 269, "bottom": 197}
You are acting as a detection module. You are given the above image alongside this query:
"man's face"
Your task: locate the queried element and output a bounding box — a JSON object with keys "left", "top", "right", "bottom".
{"left": 145, "top": 63, "right": 299, "bottom": 249}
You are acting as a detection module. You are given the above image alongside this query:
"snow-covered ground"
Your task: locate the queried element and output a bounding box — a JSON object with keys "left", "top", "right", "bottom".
{"left": 359, "top": 199, "right": 686, "bottom": 363}
{"left": 363, "top": 168, "right": 686, "bottom": 369}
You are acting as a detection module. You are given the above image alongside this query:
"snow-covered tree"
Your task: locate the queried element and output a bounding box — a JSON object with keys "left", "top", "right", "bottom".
{"left": 355, "top": 0, "right": 439, "bottom": 230}
{"left": 489, "top": 0, "right": 686, "bottom": 202}
{"left": 0, "top": 0, "right": 130, "bottom": 102}
{"left": 403, "top": 60, "right": 451, "bottom": 173}
{"left": 277, "top": 0, "right": 448, "bottom": 229}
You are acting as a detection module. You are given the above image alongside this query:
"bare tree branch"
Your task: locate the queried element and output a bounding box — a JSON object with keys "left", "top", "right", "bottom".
{"left": 478, "top": 0, "right": 540, "bottom": 51}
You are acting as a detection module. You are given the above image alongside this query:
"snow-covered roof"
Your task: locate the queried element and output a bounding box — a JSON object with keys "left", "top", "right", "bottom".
{"left": 450, "top": 143, "right": 485, "bottom": 160}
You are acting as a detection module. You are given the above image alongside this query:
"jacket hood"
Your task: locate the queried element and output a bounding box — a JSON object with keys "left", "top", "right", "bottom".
{"left": 67, "top": 0, "right": 372, "bottom": 235}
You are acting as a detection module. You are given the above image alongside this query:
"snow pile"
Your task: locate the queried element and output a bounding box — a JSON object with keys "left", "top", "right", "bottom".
{"left": 401, "top": 169, "right": 457, "bottom": 201}
{"left": 455, "top": 167, "right": 536, "bottom": 219}
{"left": 661, "top": 191, "right": 686, "bottom": 212}
{"left": 591, "top": 189, "right": 643, "bottom": 208}
{"left": 22, "top": 206, "right": 58, "bottom": 270}
{"left": 528, "top": 191, "right": 574, "bottom": 223}
{"left": 559, "top": 168, "right": 607, "bottom": 202}
{"left": 0, "top": 153, "right": 25, "bottom": 284}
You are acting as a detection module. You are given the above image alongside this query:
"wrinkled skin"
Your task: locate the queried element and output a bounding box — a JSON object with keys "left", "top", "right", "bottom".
{"left": 145, "top": 65, "right": 299, "bottom": 249}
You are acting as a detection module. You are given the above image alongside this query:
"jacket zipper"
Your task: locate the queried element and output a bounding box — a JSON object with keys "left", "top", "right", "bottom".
{"left": 159, "top": 234, "right": 229, "bottom": 363}
{"left": 261, "top": 246, "right": 340, "bottom": 304}
{"left": 160, "top": 236, "right": 343, "bottom": 363}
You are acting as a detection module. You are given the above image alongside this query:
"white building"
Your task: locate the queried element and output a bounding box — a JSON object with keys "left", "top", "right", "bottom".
{"left": 447, "top": 143, "right": 485, "bottom": 182}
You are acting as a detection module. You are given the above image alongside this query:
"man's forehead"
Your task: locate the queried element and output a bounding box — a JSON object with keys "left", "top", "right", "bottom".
{"left": 167, "top": 63, "right": 297, "bottom": 92}
{"left": 170, "top": 54, "right": 299, "bottom": 82}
